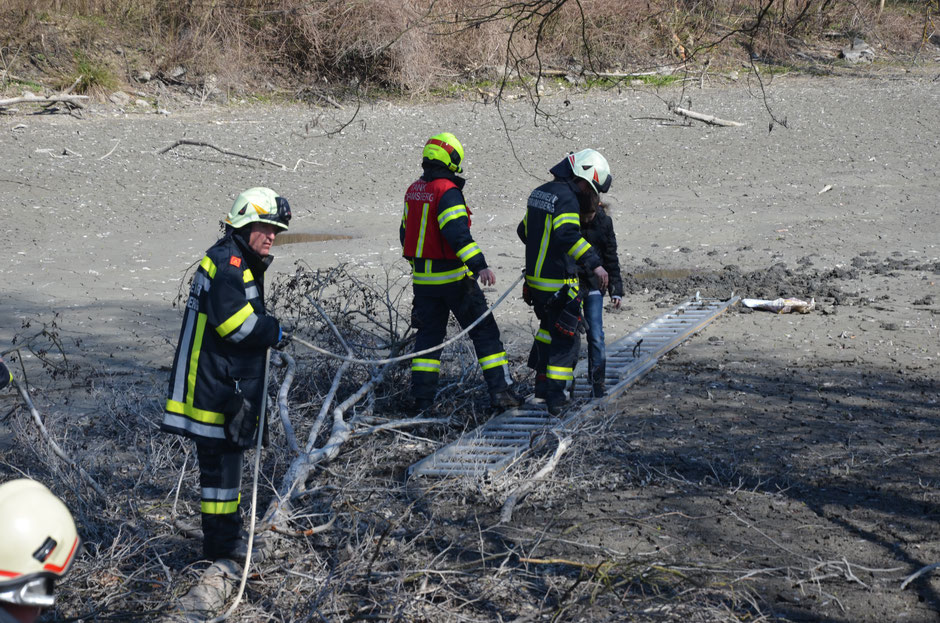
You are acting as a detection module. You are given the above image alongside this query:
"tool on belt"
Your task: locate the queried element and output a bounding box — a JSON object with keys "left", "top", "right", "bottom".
{"left": 546, "top": 284, "right": 582, "bottom": 338}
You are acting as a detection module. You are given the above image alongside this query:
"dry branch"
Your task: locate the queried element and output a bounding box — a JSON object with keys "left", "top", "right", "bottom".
{"left": 11, "top": 377, "right": 106, "bottom": 499}
{"left": 157, "top": 139, "right": 286, "bottom": 169}
{"left": 501, "top": 435, "right": 572, "bottom": 523}
{"left": 901, "top": 562, "right": 940, "bottom": 589}
{"left": 274, "top": 353, "right": 300, "bottom": 456}
{"left": 263, "top": 354, "right": 395, "bottom": 530}
{"left": 0, "top": 94, "right": 89, "bottom": 108}
{"left": 672, "top": 106, "right": 744, "bottom": 127}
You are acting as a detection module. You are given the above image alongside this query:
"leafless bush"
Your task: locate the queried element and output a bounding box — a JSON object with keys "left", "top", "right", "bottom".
{"left": 1, "top": 0, "right": 930, "bottom": 99}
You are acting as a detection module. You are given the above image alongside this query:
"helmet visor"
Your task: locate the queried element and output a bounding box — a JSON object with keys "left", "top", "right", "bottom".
{"left": 594, "top": 173, "right": 612, "bottom": 194}
{"left": 275, "top": 196, "right": 292, "bottom": 227}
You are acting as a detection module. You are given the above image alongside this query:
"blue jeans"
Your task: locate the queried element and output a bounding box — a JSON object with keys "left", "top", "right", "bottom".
{"left": 583, "top": 290, "right": 606, "bottom": 389}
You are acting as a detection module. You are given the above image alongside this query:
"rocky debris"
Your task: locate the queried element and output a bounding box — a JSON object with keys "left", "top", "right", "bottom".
{"left": 840, "top": 38, "right": 875, "bottom": 63}
{"left": 109, "top": 90, "right": 130, "bottom": 107}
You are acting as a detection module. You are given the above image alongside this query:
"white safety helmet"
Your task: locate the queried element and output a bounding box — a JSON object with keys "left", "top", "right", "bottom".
{"left": 567, "top": 148, "right": 612, "bottom": 194}
{"left": 225, "top": 187, "right": 292, "bottom": 231}
{"left": 0, "top": 479, "right": 81, "bottom": 608}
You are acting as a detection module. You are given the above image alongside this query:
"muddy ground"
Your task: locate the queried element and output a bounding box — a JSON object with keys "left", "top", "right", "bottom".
{"left": 1, "top": 68, "right": 938, "bottom": 621}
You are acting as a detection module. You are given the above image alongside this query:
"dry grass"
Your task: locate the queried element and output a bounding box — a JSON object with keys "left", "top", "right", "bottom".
{"left": 5, "top": 259, "right": 938, "bottom": 621}
{"left": 0, "top": 0, "right": 932, "bottom": 98}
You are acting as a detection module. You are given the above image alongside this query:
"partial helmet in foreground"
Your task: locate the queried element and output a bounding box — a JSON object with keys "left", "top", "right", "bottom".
{"left": 0, "top": 479, "right": 81, "bottom": 608}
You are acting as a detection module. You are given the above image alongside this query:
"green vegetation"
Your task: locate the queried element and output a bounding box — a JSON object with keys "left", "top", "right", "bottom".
{"left": 72, "top": 51, "right": 117, "bottom": 94}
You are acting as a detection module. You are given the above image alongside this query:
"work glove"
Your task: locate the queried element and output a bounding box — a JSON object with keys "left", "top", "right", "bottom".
{"left": 273, "top": 327, "right": 292, "bottom": 351}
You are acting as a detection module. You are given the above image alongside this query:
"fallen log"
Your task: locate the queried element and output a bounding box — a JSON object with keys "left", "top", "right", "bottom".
{"left": 672, "top": 106, "right": 744, "bottom": 127}
{"left": 0, "top": 94, "right": 89, "bottom": 108}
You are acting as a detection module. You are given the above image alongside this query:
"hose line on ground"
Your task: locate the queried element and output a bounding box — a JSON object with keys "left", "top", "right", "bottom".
{"left": 208, "top": 348, "right": 270, "bottom": 623}
{"left": 293, "top": 272, "right": 524, "bottom": 365}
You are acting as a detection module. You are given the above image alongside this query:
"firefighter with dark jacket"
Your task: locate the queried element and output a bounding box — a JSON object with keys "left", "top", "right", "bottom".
{"left": 162, "top": 187, "right": 292, "bottom": 561}
{"left": 577, "top": 201, "right": 624, "bottom": 398}
{"left": 517, "top": 149, "right": 612, "bottom": 414}
{"left": 0, "top": 357, "right": 10, "bottom": 391}
{"left": 401, "top": 133, "right": 521, "bottom": 413}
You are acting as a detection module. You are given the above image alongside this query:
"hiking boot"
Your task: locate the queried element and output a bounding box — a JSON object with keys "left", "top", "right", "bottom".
{"left": 207, "top": 534, "right": 268, "bottom": 563}
{"left": 592, "top": 383, "right": 607, "bottom": 398}
{"left": 409, "top": 397, "right": 435, "bottom": 417}
{"left": 546, "top": 400, "right": 567, "bottom": 416}
{"left": 490, "top": 388, "right": 523, "bottom": 410}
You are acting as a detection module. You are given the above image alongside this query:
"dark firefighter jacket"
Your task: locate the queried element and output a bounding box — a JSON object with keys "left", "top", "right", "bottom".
{"left": 162, "top": 231, "right": 280, "bottom": 444}
{"left": 577, "top": 204, "right": 624, "bottom": 297}
{"left": 517, "top": 158, "right": 602, "bottom": 293}
{"left": 401, "top": 162, "right": 487, "bottom": 288}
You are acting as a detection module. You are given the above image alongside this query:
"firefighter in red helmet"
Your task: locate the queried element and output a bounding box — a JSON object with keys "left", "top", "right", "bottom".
{"left": 401, "top": 133, "right": 521, "bottom": 413}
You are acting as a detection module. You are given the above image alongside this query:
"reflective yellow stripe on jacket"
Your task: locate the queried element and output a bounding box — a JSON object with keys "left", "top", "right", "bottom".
{"left": 412, "top": 260, "right": 470, "bottom": 285}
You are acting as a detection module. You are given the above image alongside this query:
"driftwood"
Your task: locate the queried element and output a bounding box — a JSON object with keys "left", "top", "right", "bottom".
{"left": 159, "top": 560, "right": 242, "bottom": 623}
{"left": 500, "top": 435, "right": 572, "bottom": 523}
{"left": 672, "top": 106, "right": 744, "bottom": 127}
{"left": 157, "top": 139, "right": 286, "bottom": 169}
{"left": 540, "top": 67, "right": 674, "bottom": 79}
{"left": 901, "top": 562, "right": 940, "bottom": 590}
{"left": 0, "top": 94, "right": 88, "bottom": 108}
{"left": 262, "top": 354, "right": 395, "bottom": 530}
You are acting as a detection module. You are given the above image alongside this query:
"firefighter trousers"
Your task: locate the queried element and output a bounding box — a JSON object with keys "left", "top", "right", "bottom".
{"left": 410, "top": 277, "right": 512, "bottom": 402}
{"left": 195, "top": 440, "right": 244, "bottom": 559}
{"left": 527, "top": 290, "right": 581, "bottom": 408}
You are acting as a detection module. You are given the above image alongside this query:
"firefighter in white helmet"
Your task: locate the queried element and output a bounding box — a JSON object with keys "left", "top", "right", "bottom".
{"left": 0, "top": 479, "right": 81, "bottom": 623}
{"left": 518, "top": 149, "right": 612, "bottom": 414}
{"left": 162, "top": 187, "right": 292, "bottom": 561}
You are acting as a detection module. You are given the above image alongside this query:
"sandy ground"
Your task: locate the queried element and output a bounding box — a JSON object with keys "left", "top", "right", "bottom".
{"left": 1, "top": 69, "right": 939, "bottom": 621}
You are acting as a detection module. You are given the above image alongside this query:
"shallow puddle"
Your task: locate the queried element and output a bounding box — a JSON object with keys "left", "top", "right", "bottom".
{"left": 632, "top": 268, "right": 701, "bottom": 280}
{"left": 274, "top": 232, "right": 354, "bottom": 246}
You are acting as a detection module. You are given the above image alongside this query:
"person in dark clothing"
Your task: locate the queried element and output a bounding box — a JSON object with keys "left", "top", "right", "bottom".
{"left": 401, "top": 132, "right": 520, "bottom": 413}
{"left": 577, "top": 201, "right": 624, "bottom": 397}
{"left": 0, "top": 357, "right": 10, "bottom": 391}
{"left": 518, "top": 149, "right": 612, "bottom": 414}
{"left": 162, "top": 187, "right": 292, "bottom": 561}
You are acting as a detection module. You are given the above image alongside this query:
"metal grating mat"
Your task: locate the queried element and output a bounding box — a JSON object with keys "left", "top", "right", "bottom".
{"left": 407, "top": 294, "right": 739, "bottom": 478}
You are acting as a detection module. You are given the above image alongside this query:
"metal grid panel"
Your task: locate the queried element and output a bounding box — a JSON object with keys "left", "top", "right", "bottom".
{"left": 408, "top": 295, "right": 738, "bottom": 478}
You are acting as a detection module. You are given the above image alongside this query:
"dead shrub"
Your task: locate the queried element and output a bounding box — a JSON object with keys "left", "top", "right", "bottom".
{"left": 0, "top": 0, "right": 932, "bottom": 97}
